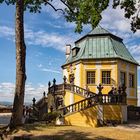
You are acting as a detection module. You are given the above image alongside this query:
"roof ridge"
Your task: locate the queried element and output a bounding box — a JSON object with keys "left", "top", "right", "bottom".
{"left": 87, "top": 25, "right": 110, "bottom": 35}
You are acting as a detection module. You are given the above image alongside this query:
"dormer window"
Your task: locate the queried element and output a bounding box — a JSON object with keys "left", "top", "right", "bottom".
{"left": 72, "top": 47, "right": 80, "bottom": 57}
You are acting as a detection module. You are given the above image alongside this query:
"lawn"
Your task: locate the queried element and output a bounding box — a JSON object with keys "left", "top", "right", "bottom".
{"left": 4, "top": 123, "right": 140, "bottom": 140}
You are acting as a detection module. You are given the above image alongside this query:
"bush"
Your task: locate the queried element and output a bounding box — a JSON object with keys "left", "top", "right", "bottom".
{"left": 43, "top": 112, "right": 60, "bottom": 124}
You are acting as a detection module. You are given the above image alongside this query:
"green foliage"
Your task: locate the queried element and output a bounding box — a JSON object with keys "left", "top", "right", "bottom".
{"left": 43, "top": 111, "right": 60, "bottom": 123}
{"left": 64, "top": 0, "right": 109, "bottom": 32}
{"left": 0, "top": 0, "right": 139, "bottom": 33}
{"left": 0, "top": 0, "right": 110, "bottom": 33}
{"left": 113, "top": 0, "right": 140, "bottom": 32}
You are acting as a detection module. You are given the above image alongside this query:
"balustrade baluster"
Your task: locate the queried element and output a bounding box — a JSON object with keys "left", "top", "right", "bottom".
{"left": 105, "top": 95, "right": 107, "bottom": 103}
{"left": 72, "top": 105, "right": 74, "bottom": 112}
{"left": 78, "top": 103, "right": 80, "bottom": 111}
{"left": 106, "top": 95, "right": 108, "bottom": 103}
{"left": 84, "top": 100, "right": 86, "bottom": 108}
{"left": 74, "top": 85, "right": 75, "bottom": 92}
{"left": 78, "top": 88, "right": 80, "bottom": 94}
{"left": 108, "top": 95, "right": 110, "bottom": 103}
{"left": 82, "top": 89, "right": 84, "bottom": 96}
{"left": 75, "top": 104, "right": 77, "bottom": 111}
{"left": 86, "top": 100, "right": 88, "bottom": 107}
{"left": 69, "top": 106, "right": 71, "bottom": 113}
{"left": 81, "top": 102, "right": 83, "bottom": 110}
{"left": 101, "top": 95, "right": 105, "bottom": 103}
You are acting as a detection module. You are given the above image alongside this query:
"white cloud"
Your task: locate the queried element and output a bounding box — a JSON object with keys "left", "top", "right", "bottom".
{"left": 37, "top": 64, "right": 43, "bottom": 68}
{"left": 41, "top": 68, "right": 61, "bottom": 74}
{"left": 0, "top": 25, "right": 74, "bottom": 52}
{"left": 27, "top": 30, "right": 72, "bottom": 52}
{"left": 0, "top": 26, "right": 15, "bottom": 41}
{"left": 0, "top": 82, "right": 48, "bottom": 103}
{"left": 100, "top": 1, "right": 140, "bottom": 43}
{"left": 0, "top": 26, "right": 15, "bottom": 37}
{"left": 42, "top": 0, "right": 66, "bottom": 19}
{"left": 127, "top": 45, "right": 140, "bottom": 64}
{"left": 128, "top": 45, "right": 140, "bottom": 56}
{"left": 100, "top": 1, "right": 140, "bottom": 64}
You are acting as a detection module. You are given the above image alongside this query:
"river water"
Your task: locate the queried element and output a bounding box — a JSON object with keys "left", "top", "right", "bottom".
{"left": 0, "top": 113, "right": 11, "bottom": 125}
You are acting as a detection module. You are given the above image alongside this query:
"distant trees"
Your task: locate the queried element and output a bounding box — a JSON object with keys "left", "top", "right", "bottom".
{"left": 0, "top": 0, "right": 139, "bottom": 129}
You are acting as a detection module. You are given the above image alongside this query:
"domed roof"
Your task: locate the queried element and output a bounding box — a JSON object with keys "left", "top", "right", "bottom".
{"left": 63, "top": 26, "right": 138, "bottom": 66}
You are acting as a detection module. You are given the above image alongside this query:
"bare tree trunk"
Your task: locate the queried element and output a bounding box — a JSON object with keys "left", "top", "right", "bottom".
{"left": 9, "top": 0, "right": 26, "bottom": 128}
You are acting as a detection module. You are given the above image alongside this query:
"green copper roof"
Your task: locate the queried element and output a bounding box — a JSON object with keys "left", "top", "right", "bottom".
{"left": 64, "top": 26, "right": 138, "bottom": 66}
{"left": 88, "top": 25, "right": 110, "bottom": 35}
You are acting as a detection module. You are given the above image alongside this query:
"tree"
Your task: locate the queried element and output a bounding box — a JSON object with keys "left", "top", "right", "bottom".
{"left": 0, "top": 0, "right": 109, "bottom": 129}
{"left": 1, "top": 0, "right": 139, "bottom": 129}
{"left": 113, "top": 0, "right": 140, "bottom": 32}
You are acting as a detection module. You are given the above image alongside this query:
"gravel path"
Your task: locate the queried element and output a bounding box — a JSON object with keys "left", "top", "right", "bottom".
{"left": 115, "top": 121, "right": 140, "bottom": 132}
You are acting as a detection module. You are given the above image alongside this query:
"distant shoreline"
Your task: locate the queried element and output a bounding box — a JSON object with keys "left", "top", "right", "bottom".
{"left": 0, "top": 113, "right": 11, "bottom": 116}
{"left": 0, "top": 113, "right": 11, "bottom": 125}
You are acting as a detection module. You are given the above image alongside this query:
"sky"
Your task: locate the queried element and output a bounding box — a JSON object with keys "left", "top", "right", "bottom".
{"left": 0, "top": 1, "right": 140, "bottom": 104}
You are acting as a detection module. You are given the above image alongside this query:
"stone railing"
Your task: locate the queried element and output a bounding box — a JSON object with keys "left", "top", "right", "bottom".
{"left": 48, "top": 78, "right": 96, "bottom": 98}
{"left": 59, "top": 93, "right": 126, "bottom": 116}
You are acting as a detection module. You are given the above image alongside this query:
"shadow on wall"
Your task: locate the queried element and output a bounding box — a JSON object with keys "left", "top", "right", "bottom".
{"left": 11, "top": 130, "right": 115, "bottom": 140}
{"left": 70, "top": 105, "right": 122, "bottom": 127}
{"left": 64, "top": 106, "right": 98, "bottom": 127}
{"left": 103, "top": 105, "right": 122, "bottom": 125}
{"left": 111, "top": 79, "right": 117, "bottom": 87}
{"left": 79, "top": 106, "right": 98, "bottom": 127}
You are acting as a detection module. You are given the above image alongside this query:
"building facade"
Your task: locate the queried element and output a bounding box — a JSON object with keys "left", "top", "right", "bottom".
{"left": 62, "top": 26, "right": 139, "bottom": 106}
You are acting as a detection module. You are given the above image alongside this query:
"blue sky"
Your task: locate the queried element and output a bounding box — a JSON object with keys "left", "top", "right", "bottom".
{"left": 0, "top": 1, "right": 140, "bottom": 103}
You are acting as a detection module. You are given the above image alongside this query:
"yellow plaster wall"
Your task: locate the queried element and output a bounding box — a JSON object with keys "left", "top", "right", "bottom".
{"left": 63, "top": 60, "right": 118, "bottom": 94}
{"left": 100, "top": 63, "right": 118, "bottom": 94}
{"left": 118, "top": 60, "right": 137, "bottom": 105}
{"left": 64, "top": 90, "right": 85, "bottom": 106}
{"left": 80, "top": 63, "right": 84, "bottom": 88}
{"left": 127, "top": 98, "right": 137, "bottom": 106}
{"left": 103, "top": 105, "right": 122, "bottom": 121}
{"left": 74, "top": 93, "right": 85, "bottom": 102}
{"left": 64, "top": 90, "right": 71, "bottom": 106}
{"left": 62, "top": 59, "right": 137, "bottom": 106}
{"left": 80, "top": 61, "right": 118, "bottom": 94}
{"left": 64, "top": 106, "right": 98, "bottom": 127}
{"left": 64, "top": 105, "right": 123, "bottom": 127}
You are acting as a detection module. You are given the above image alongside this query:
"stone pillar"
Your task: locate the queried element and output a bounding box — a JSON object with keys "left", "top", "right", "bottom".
{"left": 70, "top": 92, "right": 74, "bottom": 105}
{"left": 121, "top": 105, "right": 127, "bottom": 123}
{"left": 97, "top": 105, "right": 104, "bottom": 126}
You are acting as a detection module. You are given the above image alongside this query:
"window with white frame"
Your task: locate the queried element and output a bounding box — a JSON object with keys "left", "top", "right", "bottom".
{"left": 129, "top": 73, "right": 134, "bottom": 88}
{"left": 102, "top": 71, "right": 111, "bottom": 84}
{"left": 87, "top": 71, "right": 95, "bottom": 84}
{"left": 120, "top": 72, "right": 126, "bottom": 86}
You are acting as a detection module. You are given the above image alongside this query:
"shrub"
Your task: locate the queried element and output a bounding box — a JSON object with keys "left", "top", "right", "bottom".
{"left": 43, "top": 111, "right": 60, "bottom": 124}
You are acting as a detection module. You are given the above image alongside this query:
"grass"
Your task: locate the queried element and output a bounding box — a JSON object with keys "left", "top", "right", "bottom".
{"left": 4, "top": 123, "right": 140, "bottom": 140}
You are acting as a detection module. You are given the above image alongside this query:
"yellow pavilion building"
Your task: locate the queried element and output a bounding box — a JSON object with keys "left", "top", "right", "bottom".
{"left": 62, "top": 26, "right": 139, "bottom": 106}
{"left": 43, "top": 26, "right": 139, "bottom": 127}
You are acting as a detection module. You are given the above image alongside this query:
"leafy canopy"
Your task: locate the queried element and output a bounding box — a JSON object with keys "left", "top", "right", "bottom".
{"left": 113, "top": 0, "right": 140, "bottom": 32}
{"left": 1, "top": 0, "right": 139, "bottom": 32}
{"left": 0, "top": 0, "right": 109, "bottom": 33}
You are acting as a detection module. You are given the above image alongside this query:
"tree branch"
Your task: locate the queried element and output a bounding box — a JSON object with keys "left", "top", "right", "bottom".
{"left": 44, "top": 1, "right": 65, "bottom": 14}
{"left": 60, "top": 0, "right": 74, "bottom": 13}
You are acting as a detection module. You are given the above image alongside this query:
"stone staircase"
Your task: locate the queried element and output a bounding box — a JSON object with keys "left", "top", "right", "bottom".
{"left": 59, "top": 93, "right": 126, "bottom": 116}
{"left": 31, "top": 79, "right": 127, "bottom": 126}
{"left": 49, "top": 82, "right": 96, "bottom": 98}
